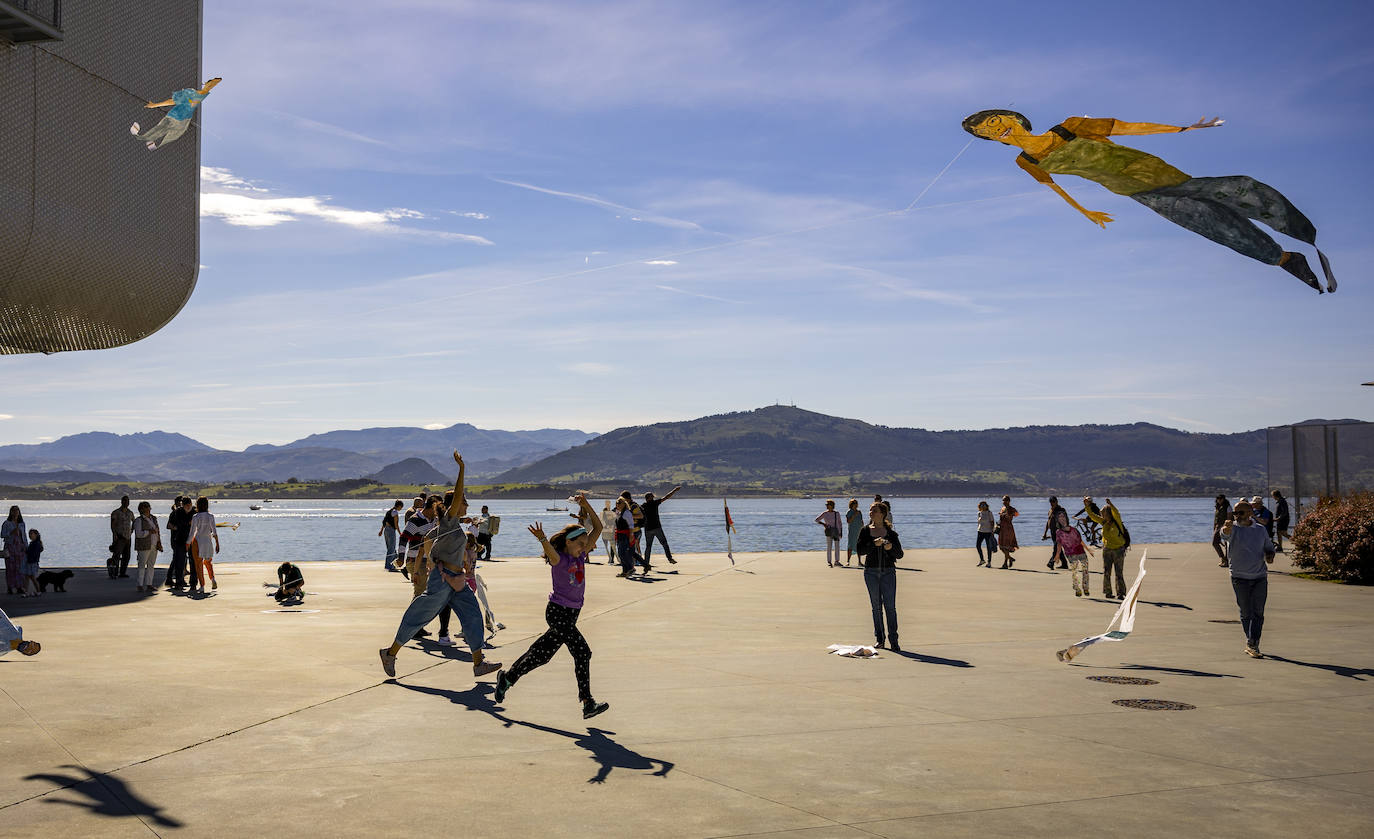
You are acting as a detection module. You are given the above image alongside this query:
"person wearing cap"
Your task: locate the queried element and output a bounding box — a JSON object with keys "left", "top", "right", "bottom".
{"left": 1251, "top": 495, "right": 1275, "bottom": 540}
{"left": 495, "top": 493, "right": 609, "bottom": 720}
{"left": 0, "top": 606, "right": 40, "bottom": 658}
{"left": 1220, "top": 499, "right": 1276, "bottom": 658}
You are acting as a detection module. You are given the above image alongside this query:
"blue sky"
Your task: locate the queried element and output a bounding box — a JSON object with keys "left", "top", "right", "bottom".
{"left": 6, "top": 0, "right": 1374, "bottom": 449}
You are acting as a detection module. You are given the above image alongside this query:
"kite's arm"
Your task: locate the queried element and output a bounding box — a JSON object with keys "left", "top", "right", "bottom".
{"left": 145, "top": 99, "right": 174, "bottom": 109}
{"left": 1045, "top": 180, "right": 1114, "bottom": 228}
{"left": 198, "top": 77, "right": 223, "bottom": 96}
{"left": 1109, "top": 117, "right": 1223, "bottom": 136}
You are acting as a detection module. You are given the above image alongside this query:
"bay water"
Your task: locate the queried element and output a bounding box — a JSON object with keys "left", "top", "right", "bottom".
{"left": 6, "top": 496, "right": 1225, "bottom": 567}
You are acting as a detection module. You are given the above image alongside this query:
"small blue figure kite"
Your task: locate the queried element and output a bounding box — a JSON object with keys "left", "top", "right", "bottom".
{"left": 130, "top": 77, "right": 221, "bottom": 151}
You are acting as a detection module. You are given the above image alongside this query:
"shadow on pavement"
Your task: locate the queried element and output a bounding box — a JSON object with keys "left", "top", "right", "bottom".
{"left": 1073, "top": 663, "right": 1243, "bottom": 679}
{"left": 1139, "top": 600, "right": 1193, "bottom": 610}
{"left": 891, "top": 649, "right": 974, "bottom": 668}
{"left": 22, "top": 765, "right": 182, "bottom": 828}
{"left": 394, "top": 682, "right": 675, "bottom": 783}
{"left": 1263, "top": 654, "right": 1374, "bottom": 680}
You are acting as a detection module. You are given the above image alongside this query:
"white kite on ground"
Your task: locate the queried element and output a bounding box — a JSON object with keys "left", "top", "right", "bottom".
{"left": 1057, "top": 550, "right": 1149, "bottom": 662}
{"left": 828, "top": 644, "right": 881, "bottom": 658}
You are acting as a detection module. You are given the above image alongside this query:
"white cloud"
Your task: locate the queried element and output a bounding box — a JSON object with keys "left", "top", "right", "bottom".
{"left": 643, "top": 260, "right": 677, "bottom": 266}
{"left": 422, "top": 423, "right": 448, "bottom": 430}
{"left": 200, "top": 166, "right": 493, "bottom": 244}
{"left": 0, "top": 413, "right": 13, "bottom": 420}
{"left": 445, "top": 211, "right": 490, "bottom": 220}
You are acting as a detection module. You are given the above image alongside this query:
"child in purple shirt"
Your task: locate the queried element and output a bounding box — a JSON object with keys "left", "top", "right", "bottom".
{"left": 495, "top": 494, "right": 609, "bottom": 719}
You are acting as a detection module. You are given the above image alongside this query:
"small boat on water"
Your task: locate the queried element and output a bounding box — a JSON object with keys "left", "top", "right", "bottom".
{"left": 545, "top": 506, "right": 569, "bottom": 512}
{"left": 249, "top": 505, "right": 262, "bottom": 511}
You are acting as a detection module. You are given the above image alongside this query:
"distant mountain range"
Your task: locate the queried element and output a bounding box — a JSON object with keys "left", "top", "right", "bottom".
{"left": 0, "top": 423, "right": 597, "bottom": 485}
{"left": 1, "top": 409, "right": 1364, "bottom": 495}
{"left": 492, "top": 406, "right": 1350, "bottom": 495}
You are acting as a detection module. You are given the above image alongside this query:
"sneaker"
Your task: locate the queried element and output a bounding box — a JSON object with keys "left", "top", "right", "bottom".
{"left": 378, "top": 648, "right": 397, "bottom": 678}
{"left": 875, "top": 640, "right": 886, "bottom": 649}
{"left": 668, "top": 558, "right": 677, "bottom": 564}
{"left": 1245, "top": 646, "right": 1263, "bottom": 659}
{"left": 129, "top": 122, "right": 140, "bottom": 134}
{"left": 615, "top": 572, "right": 630, "bottom": 578}
{"left": 494, "top": 669, "right": 510, "bottom": 702}
{"left": 890, "top": 643, "right": 901, "bottom": 653}
{"left": 473, "top": 660, "right": 501, "bottom": 678}
{"left": 1116, "top": 594, "right": 1125, "bottom": 601}
{"left": 437, "top": 635, "right": 456, "bottom": 646}
{"left": 582, "top": 699, "right": 610, "bottom": 719}
{"left": 211, "top": 580, "right": 218, "bottom": 590}
{"left": 1074, "top": 591, "right": 1082, "bottom": 597}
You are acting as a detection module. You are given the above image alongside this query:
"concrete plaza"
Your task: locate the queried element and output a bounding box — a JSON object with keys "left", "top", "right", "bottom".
{"left": 1, "top": 541, "right": 1371, "bottom": 838}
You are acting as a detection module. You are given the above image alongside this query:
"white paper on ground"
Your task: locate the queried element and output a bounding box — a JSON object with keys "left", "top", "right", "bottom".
{"left": 828, "top": 644, "right": 880, "bottom": 658}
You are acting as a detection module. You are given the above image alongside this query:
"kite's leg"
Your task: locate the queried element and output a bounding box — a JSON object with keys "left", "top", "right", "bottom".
{"left": 1131, "top": 186, "right": 1323, "bottom": 292}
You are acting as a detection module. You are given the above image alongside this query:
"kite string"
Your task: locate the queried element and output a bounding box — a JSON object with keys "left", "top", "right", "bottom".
{"left": 399, "top": 137, "right": 985, "bottom": 310}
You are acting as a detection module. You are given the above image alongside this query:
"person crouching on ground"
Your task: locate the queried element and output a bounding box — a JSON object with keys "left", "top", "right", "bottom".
{"left": 856, "top": 503, "right": 903, "bottom": 651}
{"left": 379, "top": 452, "right": 500, "bottom": 681}
{"left": 1220, "top": 500, "right": 1275, "bottom": 658}
{"left": 275, "top": 561, "right": 305, "bottom": 603}
{"left": 494, "top": 493, "right": 609, "bottom": 719}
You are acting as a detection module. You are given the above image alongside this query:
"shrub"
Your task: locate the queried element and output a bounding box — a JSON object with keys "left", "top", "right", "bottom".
{"left": 1291, "top": 492, "right": 1374, "bottom": 584}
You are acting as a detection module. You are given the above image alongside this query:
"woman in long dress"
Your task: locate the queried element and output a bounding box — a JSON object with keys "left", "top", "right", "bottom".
{"left": 3, "top": 506, "right": 28, "bottom": 595}
{"left": 997, "top": 496, "right": 1019, "bottom": 569}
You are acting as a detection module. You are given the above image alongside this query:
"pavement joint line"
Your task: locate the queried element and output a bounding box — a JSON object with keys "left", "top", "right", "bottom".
{"left": 0, "top": 685, "right": 165, "bottom": 837}
{"left": 671, "top": 766, "right": 885, "bottom": 839}
{"left": 1284, "top": 772, "right": 1374, "bottom": 800}
{"left": 3, "top": 551, "right": 768, "bottom": 806}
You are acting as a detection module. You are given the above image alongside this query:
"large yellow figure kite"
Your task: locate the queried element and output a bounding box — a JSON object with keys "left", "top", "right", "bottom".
{"left": 963, "top": 110, "right": 1335, "bottom": 293}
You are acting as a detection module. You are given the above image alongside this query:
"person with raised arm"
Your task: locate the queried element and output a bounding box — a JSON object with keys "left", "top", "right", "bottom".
{"left": 495, "top": 493, "right": 608, "bottom": 719}
{"left": 379, "top": 452, "right": 501, "bottom": 682}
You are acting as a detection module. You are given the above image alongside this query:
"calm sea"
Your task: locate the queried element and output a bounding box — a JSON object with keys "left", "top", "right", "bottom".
{"left": 4, "top": 496, "right": 1226, "bottom": 567}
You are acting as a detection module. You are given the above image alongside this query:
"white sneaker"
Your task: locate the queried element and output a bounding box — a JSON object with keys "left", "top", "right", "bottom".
{"left": 130, "top": 122, "right": 140, "bottom": 134}
{"left": 437, "top": 635, "right": 456, "bottom": 646}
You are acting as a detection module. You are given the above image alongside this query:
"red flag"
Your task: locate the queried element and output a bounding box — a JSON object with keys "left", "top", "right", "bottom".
{"left": 724, "top": 499, "right": 737, "bottom": 534}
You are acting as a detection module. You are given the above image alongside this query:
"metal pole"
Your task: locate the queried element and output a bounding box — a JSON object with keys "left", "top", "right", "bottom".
{"left": 1291, "top": 425, "right": 1301, "bottom": 520}
{"left": 1332, "top": 427, "right": 1340, "bottom": 498}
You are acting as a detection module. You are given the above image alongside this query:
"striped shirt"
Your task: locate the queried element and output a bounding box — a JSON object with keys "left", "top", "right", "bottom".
{"left": 399, "top": 512, "right": 436, "bottom": 561}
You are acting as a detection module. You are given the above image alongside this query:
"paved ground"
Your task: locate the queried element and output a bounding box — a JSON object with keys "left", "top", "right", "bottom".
{"left": 1, "top": 542, "right": 1371, "bottom": 838}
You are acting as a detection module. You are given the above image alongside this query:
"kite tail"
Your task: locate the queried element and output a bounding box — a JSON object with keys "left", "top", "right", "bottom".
{"left": 1056, "top": 550, "right": 1148, "bottom": 663}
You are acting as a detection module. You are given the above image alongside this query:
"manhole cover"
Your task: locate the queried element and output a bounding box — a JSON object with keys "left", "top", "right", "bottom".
{"left": 1112, "top": 699, "right": 1196, "bottom": 711}
{"left": 1208, "top": 619, "right": 1242, "bottom": 624}
{"left": 1087, "top": 676, "right": 1159, "bottom": 685}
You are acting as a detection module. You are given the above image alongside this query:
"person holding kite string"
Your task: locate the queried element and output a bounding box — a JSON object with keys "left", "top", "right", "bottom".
{"left": 962, "top": 110, "right": 1335, "bottom": 293}
{"left": 131, "top": 77, "right": 221, "bottom": 151}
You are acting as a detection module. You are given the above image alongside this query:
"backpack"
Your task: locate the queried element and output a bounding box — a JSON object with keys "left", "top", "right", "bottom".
{"left": 629, "top": 502, "right": 645, "bottom": 530}
{"left": 1108, "top": 508, "right": 1131, "bottom": 550}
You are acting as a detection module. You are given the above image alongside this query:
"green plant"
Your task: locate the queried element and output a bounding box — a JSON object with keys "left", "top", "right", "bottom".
{"left": 1291, "top": 492, "right": 1374, "bottom": 584}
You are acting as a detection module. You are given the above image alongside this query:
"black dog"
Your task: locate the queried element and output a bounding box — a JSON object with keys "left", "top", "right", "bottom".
{"left": 37, "top": 569, "right": 74, "bottom": 592}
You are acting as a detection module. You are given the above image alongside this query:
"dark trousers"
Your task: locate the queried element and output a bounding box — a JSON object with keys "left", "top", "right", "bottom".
{"left": 1211, "top": 528, "right": 1226, "bottom": 560}
{"left": 477, "top": 532, "right": 493, "bottom": 560}
{"left": 167, "top": 540, "right": 188, "bottom": 587}
{"left": 863, "top": 566, "right": 898, "bottom": 646}
{"left": 1102, "top": 548, "right": 1127, "bottom": 597}
{"left": 111, "top": 535, "right": 131, "bottom": 576}
{"left": 642, "top": 527, "right": 673, "bottom": 563}
{"left": 616, "top": 531, "right": 638, "bottom": 574}
{"left": 506, "top": 602, "right": 592, "bottom": 701}
{"left": 975, "top": 532, "right": 995, "bottom": 563}
{"left": 1231, "top": 576, "right": 1268, "bottom": 648}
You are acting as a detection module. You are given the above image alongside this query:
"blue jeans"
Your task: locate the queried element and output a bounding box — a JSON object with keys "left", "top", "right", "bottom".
{"left": 1231, "top": 576, "right": 1268, "bottom": 648}
{"left": 394, "top": 565, "right": 485, "bottom": 655}
{"left": 863, "top": 566, "right": 898, "bottom": 646}
{"left": 642, "top": 527, "right": 673, "bottom": 563}
{"left": 383, "top": 529, "right": 398, "bottom": 568}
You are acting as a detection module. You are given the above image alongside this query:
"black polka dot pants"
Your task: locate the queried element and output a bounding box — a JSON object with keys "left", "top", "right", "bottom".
{"left": 506, "top": 602, "right": 592, "bottom": 701}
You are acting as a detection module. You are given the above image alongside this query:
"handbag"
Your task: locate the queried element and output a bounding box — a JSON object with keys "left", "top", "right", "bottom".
{"left": 824, "top": 525, "right": 841, "bottom": 541}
